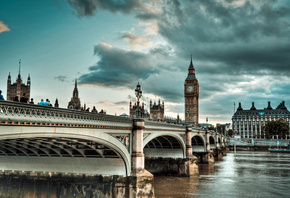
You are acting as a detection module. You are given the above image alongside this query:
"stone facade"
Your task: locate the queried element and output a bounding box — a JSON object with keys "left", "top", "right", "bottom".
{"left": 232, "top": 101, "right": 290, "bottom": 138}
{"left": 129, "top": 101, "right": 149, "bottom": 118}
{"left": 7, "top": 67, "right": 31, "bottom": 101}
{"left": 184, "top": 56, "right": 199, "bottom": 127}
{"left": 150, "top": 100, "right": 164, "bottom": 122}
{"left": 68, "top": 79, "right": 81, "bottom": 110}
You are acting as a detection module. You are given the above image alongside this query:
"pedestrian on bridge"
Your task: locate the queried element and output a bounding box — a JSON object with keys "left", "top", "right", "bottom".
{"left": 13, "top": 96, "right": 19, "bottom": 102}
{"left": 0, "top": 90, "right": 4, "bottom": 100}
{"left": 38, "top": 99, "right": 45, "bottom": 105}
{"left": 44, "top": 99, "right": 51, "bottom": 106}
{"left": 20, "top": 93, "right": 28, "bottom": 103}
{"left": 91, "top": 106, "right": 98, "bottom": 113}
{"left": 29, "top": 98, "right": 34, "bottom": 104}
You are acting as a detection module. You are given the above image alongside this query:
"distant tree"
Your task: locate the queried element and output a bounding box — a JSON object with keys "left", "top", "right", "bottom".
{"left": 216, "top": 125, "right": 226, "bottom": 134}
{"left": 263, "top": 118, "right": 289, "bottom": 139}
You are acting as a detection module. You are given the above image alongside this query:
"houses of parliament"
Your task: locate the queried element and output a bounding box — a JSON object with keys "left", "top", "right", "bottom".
{"left": 129, "top": 56, "right": 199, "bottom": 126}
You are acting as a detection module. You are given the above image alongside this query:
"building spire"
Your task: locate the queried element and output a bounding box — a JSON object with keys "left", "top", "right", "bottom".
{"left": 19, "top": 59, "right": 21, "bottom": 75}
{"left": 188, "top": 55, "right": 194, "bottom": 70}
{"left": 17, "top": 59, "right": 22, "bottom": 82}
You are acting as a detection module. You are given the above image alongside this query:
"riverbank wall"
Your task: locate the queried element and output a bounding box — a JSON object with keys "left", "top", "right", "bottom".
{"left": 0, "top": 171, "right": 154, "bottom": 198}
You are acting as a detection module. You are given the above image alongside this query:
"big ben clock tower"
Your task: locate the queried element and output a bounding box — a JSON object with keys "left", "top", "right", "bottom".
{"left": 184, "top": 55, "right": 199, "bottom": 127}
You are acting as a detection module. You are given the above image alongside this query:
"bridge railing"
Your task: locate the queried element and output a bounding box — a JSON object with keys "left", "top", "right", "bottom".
{"left": 144, "top": 120, "right": 186, "bottom": 131}
{"left": 0, "top": 100, "right": 132, "bottom": 127}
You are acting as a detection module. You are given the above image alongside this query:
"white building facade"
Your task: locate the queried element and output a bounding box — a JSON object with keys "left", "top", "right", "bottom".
{"left": 232, "top": 101, "right": 290, "bottom": 139}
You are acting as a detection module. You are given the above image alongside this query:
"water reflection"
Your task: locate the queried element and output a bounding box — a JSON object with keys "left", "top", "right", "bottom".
{"left": 155, "top": 151, "right": 290, "bottom": 198}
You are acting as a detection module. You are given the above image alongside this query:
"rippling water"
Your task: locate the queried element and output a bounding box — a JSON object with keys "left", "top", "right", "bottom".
{"left": 154, "top": 151, "right": 290, "bottom": 198}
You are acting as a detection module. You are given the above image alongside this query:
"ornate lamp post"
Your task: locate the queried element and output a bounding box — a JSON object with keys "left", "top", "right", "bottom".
{"left": 135, "top": 82, "right": 142, "bottom": 118}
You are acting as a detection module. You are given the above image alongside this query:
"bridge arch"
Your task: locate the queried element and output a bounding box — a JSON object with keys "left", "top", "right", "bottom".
{"left": 143, "top": 133, "right": 186, "bottom": 158}
{"left": 191, "top": 134, "right": 206, "bottom": 152}
{"left": 0, "top": 126, "right": 131, "bottom": 176}
{"left": 210, "top": 135, "right": 216, "bottom": 149}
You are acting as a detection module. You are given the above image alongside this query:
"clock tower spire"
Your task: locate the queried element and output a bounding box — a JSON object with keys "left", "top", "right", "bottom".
{"left": 184, "top": 55, "right": 199, "bottom": 127}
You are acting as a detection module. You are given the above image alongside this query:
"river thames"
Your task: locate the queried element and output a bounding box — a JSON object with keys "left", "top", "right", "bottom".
{"left": 155, "top": 151, "right": 290, "bottom": 198}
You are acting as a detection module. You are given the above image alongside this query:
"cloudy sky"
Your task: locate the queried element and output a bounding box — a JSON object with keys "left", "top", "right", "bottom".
{"left": 1, "top": 0, "right": 290, "bottom": 125}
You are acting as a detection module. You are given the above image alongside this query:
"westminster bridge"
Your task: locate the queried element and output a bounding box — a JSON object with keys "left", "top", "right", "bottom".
{"left": 0, "top": 100, "right": 228, "bottom": 197}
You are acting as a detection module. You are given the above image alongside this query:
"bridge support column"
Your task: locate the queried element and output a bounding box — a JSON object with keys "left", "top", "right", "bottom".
{"left": 201, "top": 130, "right": 214, "bottom": 164}
{"left": 214, "top": 134, "right": 222, "bottom": 161}
{"left": 130, "top": 119, "right": 154, "bottom": 198}
{"left": 186, "top": 126, "right": 193, "bottom": 158}
{"left": 183, "top": 126, "right": 199, "bottom": 176}
{"left": 221, "top": 136, "right": 229, "bottom": 155}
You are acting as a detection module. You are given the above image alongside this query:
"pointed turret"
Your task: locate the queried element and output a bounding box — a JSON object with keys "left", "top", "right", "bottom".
{"left": 73, "top": 79, "right": 78, "bottom": 97}
{"left": 186, "top": 55, "right": 196, "bottom": 81}
{"left": 68, "top": 78, "right": 81, "bottom": 109}
{"left": 17, "top": 59, "right": 22, "bottom": 83}
{"left": 266, "top": 101, "right": 272, "bottom": 110}
{"left": 27, "top": 74, "right": 31, "bottom": 87}
{"left": 7, "top": 72, "right": 11, "bottom": 84}
{"left": 54, "top": 98, "right": 59, "bottom": 107}
{"left": 188, "top": 54, "right": 195, "bottom": 74}
{"left": 250, "top": 102, "right": 256, "bottom": 110}
{"left": 237, "top": 102, "right": 243, "bottom": 111}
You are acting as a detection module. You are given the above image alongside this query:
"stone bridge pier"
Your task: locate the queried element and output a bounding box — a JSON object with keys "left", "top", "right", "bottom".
{"left": 202, "top": 130, "right": 215, "bottom": 164}
{"left": 213, "top": 133, "right": 223, "bottom": 161}
{"left": 130, "top": 119, "right": 154, "bottom": 198}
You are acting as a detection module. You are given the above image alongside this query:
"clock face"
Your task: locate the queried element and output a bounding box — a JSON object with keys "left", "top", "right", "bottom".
{"left": 187, "top": 86, "right": 193, "bottom": 93}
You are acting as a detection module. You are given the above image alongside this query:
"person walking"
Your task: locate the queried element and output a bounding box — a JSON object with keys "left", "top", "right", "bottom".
{"left": 0, "top": 90, "right": 4, "bottom": 100}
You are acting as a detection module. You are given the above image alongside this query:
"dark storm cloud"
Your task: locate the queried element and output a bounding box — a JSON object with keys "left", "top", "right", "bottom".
{"left": 157, "top": 0, "right": 290, "bottom": 76}
{"left": 66, "top": 0, "right": 145, "bottom": 16}
{"left": 78, "top": 43, "right": 159, "bottom": 87}
{"left": 69, "top": 0, "right": 290, "bottom": 121}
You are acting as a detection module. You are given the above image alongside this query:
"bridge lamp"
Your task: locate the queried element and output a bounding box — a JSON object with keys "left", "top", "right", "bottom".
{"left": 135, "top": 82, "right": 142, "bottom": 118}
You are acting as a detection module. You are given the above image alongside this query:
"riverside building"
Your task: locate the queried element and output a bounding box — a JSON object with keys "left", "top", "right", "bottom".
{"left": 232, "top": 101, "right": 290, "bottom": 139}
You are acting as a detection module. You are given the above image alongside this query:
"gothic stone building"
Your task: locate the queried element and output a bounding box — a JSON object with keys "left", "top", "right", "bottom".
{"left": 7, "top": 68, "right": 31, "bottom": 101}
{"left": 184, "top": 56, "right": 199, "bottom": 127}
{"left": 129, "top": 100, "right": 164, "bottom": 121}
{"left": 68, "top": 79, "right": 81, "bottom": 110}
{"left": 232, "top": 101, "right": 290, "bottom": 139}
{"left": 129, "top": 101, "right": 149, "bottom": 118}
{"left": 149, "top": 100, "right": 164, "bottom": 121}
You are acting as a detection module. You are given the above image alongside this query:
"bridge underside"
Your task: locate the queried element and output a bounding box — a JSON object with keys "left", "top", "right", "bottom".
{"left": 192, "top": 135, "right": 205, "bottom": 152}
{"left": 0, "top": 137, "right": 126, "bottom": 175}
{"left": 144, "top": 135, "right": 184, "bottom": 158}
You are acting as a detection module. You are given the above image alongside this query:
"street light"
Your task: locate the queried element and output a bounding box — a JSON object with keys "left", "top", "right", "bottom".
{"left": 135, "top": 82, "right": 142, "bottom": 118}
